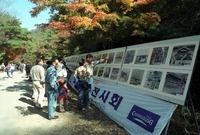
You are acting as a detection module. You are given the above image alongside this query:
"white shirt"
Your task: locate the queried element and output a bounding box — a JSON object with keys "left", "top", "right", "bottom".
{"left": 86, "top": 59, "right": 104, "bottom": 76}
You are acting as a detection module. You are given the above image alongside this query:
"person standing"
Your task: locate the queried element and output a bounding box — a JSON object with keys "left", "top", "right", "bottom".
{"left": 6, "top": 62, "right": 15, "bottom": 78}
{"left": 85, "top": 54, "right": 109, "bottom": 108}
{"left": 74, "top": 59, "right": 90, "bottom": 110}
{"left": 45, "top": 57, "right": 60, "bottom": 120}
{"left": 57, "top": 78, "right": 68, "bottom": 112}
{"left": 0, "top": 63, "right": 5, "bottom": 72}
{"left": 30, "top": 59, "right": 45, "bottom": 108}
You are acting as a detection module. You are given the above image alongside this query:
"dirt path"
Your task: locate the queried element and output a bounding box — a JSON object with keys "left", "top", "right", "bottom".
{"left": 0, "top": 71, "right": 128, "bottom": 135}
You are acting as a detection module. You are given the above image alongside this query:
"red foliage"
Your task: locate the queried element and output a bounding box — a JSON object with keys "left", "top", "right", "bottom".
{"left": 5, "top": 46, "right": 26, "bottom": 61}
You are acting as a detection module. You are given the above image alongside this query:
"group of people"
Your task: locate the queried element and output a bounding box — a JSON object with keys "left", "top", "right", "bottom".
{"left": 0, "top": 62, "right": 15, "bottom": 78}
{"left": 30, "top": 57, "right": 68, "bottom": 120}
{"left": 0, "top": 61, "right": 33, "bottom": 79}
{"left": 29, "top": 54, "right": 108, "bottom": 120}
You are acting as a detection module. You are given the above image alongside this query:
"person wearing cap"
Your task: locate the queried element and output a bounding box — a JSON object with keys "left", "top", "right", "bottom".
{"left": 85, "top": 54, "right": 109, "bottom": 108}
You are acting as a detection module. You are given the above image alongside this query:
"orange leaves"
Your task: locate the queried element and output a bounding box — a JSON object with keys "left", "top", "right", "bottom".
{"left": 50, "top": 21, "right": 69, "bottom": 30}
{"left": 65, "top": 3, "right": 96, "bottom": 14}
{"left": 131, "top": 12, "right": 160, "bottom": 36}
{"left": 116, "top": 0, "right": 158, "bottom": 13}
{"left": 5, "top": 46, "right": 26, "bottom": 61}
{"left": 85, "top": 4, "right": 96, "bottom": 13}
{"left": 34, "top": 0, "right": 63, "bottom": 5}
{"left": 93, "top": 11, "right": 106, "bottom": 21}
{"left": 105, "top": 13, "right": 120, "bottom": 24}
{"left": 116, "top": 0, "right": 134, "bottom": 11}
{"left": 97, "top": 4, "right": 110, "bottom": 12}
{"left": 65, "top": 3, "right": 85, "bottom": 12}
{"left": 69, "top": 16, "right": 93, "bottom": 29}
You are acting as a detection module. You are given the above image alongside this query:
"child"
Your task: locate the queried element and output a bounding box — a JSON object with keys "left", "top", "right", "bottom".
{"left": 57, "top": 78, "right": 68, "bottom": 112}
{"left": 74, "top": 59, "right": 90, "bottom": 111}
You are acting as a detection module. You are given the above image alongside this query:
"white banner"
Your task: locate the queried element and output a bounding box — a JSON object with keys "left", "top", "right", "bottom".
{"left": 90, "top": 79, "right": 176, "bottom": 135}
{"left": 68, "top": 76, "right": 177, "bottom": 135}
{"left": 65, "top": 35, "right": 200, "bottom": 105}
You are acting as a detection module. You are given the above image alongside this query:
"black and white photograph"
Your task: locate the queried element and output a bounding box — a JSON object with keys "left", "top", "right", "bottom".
{"left": 169, "top": 45, "right": 195, "bottom": 66}
{"left": 103, "top": 67, "right": 111, "bottom": 78}
{"left": 92, "top": 55, "right": 97, "bottom": 61}
{"left": 80, "top": 55, "right": 85, "bottom": 60}
{"left": 162, "top": 72, "right": 188, "bottom": 95}
{"left": 150, "top": 47, "right": 169, "bottom": 65}
{"left": 107, "top": 53, "right": 115, "bottom": 64}
{"left": 119, "top": 68, "right": 131, "bottom": 82}
{"left": 114, "top": 51, "right": 124, "bottom": 64}
{"left": 129, "top": 69, "right": 144, "bottom": 85}
{"left": 102, "top": 53, "right": 108, "bottom": 63}
{"left": 93, "top": 66, "right": 99, "bottom": 76}
{"left": 78, "top": 56, "right": 82, "bottom": 61}
{"left": 110, "top": 68, "right": 120, "bottom": 80}
{"left": 96, "top": 54, "right": 102, "bottom": 60}
{"left": 135, "top": 49, "right": 149, "bottom": 64}
{"left": 124, "top": 50, "right": 135, "bottom": 64}
{"left": 98, "top": 67, "right": 104, "bottom": 77}
{"left": 144, "top": 71, "right": 162, "bottom": 90}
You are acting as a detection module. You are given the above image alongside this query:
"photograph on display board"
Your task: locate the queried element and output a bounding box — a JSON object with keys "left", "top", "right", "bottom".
{"left": 81, "top": 55, "right": 85, "bottom": 59}
{"left": 114, "top": 51, "right": 124, "bottom": 64}
{"left": 98, "top": 67, "right": 104, "bottom": 77}
{"left": 96, "top": 54, "right": 102, "bottom": 60}
{"left": 162, "top": 72, "right": 188, "bottom": 95}
{"left": 150, "top": 47, "right": 169, "bottom": 65}
{"left": 93, "top": 66, "right": 98, "bottom": 76}
{"left": 124, "top": 50, "right": 135, "bottom": 64}
{"left": 107, "top": 53, "right": 115, "bottom": 64}
{"left": 110, "top": 68, "right": 120, "bottom": 80}
{"left": 169, "top": 45, "right": 195, "bottom": 66}
{"left": 102, "top": 53, "right": 108, "bottom": 63}
{"left": 92, "top": 54, "right": 96, "bottom": 61}
{"left": 103, "top": 67, "right": 111, "bottom": 78}
{"left": 78, "top": 56, "right": 82, "bottom": 61}
{"left": 144, "top": 71, "right": 162, "bottom": 90}
{"left": 135, "top": 49, "right": 150, "bottom": 64}
{"left": 129, "top": 69, "right": 144, "bottom": 86}
{"left": 119, "top": 68, "right": 131, "bottom": 82}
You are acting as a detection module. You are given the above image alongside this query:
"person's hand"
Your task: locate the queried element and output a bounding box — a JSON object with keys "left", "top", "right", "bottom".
{"left": 104, "top": 56, "right": 109, "bottom": 61}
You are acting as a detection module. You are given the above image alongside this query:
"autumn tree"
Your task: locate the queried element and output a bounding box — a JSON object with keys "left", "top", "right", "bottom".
{"left": 29, "top": 0, "right": 160, "bottom": 54}
{"left": 0, "top": 12, "right": 30, "bottom": 63}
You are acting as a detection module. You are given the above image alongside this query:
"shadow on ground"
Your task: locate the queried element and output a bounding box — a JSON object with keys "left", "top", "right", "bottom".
{"left": 1, "top": 80, "right": 32, "bottom": 92}
{"left": 15, "top": 105, "right": 48, "bottom": 119}
{"left": 17, "top": 96, "right": 48, "bottom": 119}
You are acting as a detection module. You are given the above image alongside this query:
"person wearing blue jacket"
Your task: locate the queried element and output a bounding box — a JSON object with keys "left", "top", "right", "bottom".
{"left": 45, "top": 57, "right": 60, "bottom": 120}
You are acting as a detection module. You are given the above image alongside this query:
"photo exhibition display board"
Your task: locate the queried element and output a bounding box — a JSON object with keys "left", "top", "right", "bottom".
{"left": 65, "top": 35, "right": 200, "bottom": 105}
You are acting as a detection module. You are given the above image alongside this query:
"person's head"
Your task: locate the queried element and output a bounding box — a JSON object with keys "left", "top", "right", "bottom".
{"left": 79, "top": 59, "right": 86, "bottom": 66}
{"left": 86, "top": 54, "right": 93, "bottom": 64}
{"left": 35, "top": 59, "right": 43, "bottom": 65}
{"left": 51, "top": 57, "right": 59, "bottom": 68}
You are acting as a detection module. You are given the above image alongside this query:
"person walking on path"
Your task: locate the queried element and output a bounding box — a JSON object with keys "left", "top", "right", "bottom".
{"left": 45, "top": 57, "right": 60, "bottom": 120}
{"left": 30, "top": 59, "right": 45, "bottom": 109}
{"left": 85, "top": 54, "right": 109, "bottom": 108}
{"left": 5, "top": 61, "right": 15, "bottom": 78}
